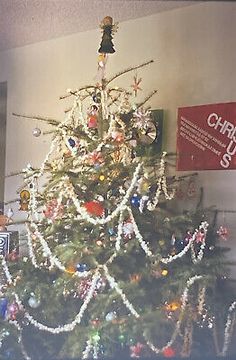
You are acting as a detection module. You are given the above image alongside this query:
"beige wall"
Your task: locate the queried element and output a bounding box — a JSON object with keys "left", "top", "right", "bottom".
{"left": 0, "top": 82, "right": 7, "bottom": 207}
{"left": 0, "top": 2, "right": 236, "bottom": 269}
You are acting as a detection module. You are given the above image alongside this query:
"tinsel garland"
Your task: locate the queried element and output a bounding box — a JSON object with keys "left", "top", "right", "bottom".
{"left": 126, "top": 206, "right": 152, "bottom": 257}
{"left": 67, "top": 163, "right": 142, "bottom": 225}
{"left": 14, "top": 271, "right": 100, "bottom": 334}
{"left": 2, "top": 258, "right": 202, "bottom": 345}
{"left": 3, "top": 252, "right": 236, "bottom": 358}
{"left": 103, "top": 265, "right": 140, "bottom": 318}
{"left": 145, "top": 275, "right": 202, "bottom": 354}
{"left": 0, "top": 328, "right": 9, "bottom": 349}
{"left": 10, "top": 320, "right": 31, "bottom": 360}
{"left": 1, "top": 257, "right": 13, "bottom": 284}
{"left": 82, "top": 334, "right": 100, "bottom": 359}
{"left": 221, "top": 301, "right": 236, "bottom": 356}
{"left": 190, "top": 239, "right": 207, "bottom": 264}
{"left": 25, "top": 212, "right": 208, "bottom": 275}
{"left": 161, "top": 221, "right": 208, "bottom": 264}
{"left": 25, "top": 223, "right": 39, "bottom": 268}
{"left": 147, "top": 152, "right": 175, "bottom": 211}
{"left": 197, "top": 286, "right": 206, "bottom": 316}
{"left": 181, "top": 317, "right": 193, "bottom": 357}
{"left": 24, "top": 150, "right": 174, "bottom": 230}
{"left": 115, "top": 211, "right": 125, "bottom": 251}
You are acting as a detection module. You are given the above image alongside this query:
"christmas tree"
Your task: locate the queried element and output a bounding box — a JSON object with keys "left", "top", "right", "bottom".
{"left": 0, "top": 18, "right": 236, "bottom": 360}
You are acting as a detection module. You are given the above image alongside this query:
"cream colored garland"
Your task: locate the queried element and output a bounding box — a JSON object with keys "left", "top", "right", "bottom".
{"left": 103, "top": 265, "right": 140, "bottom": 318}
{"left": 14, "top": 271, "right": 100, "bottom": 334}
{"left": 161, "top": 221, "right": 208, "bottom": 264}
{"left": 181, "top": 318, "right": 193, "bottom": 357}
{"left": 147, "top": 152, "right": 175, "bottom": 211}
{"left": 3, "top": 254, "right": 235, "bottom": 357}
{"left": 10, "top": 320, "right": 32, "bottom": 360}
{"left": 82, "top": 338, "right": 98, "bottom": 359}
{"left": 25, "top": 210, "right": 208, "bottom": 276}
{"left": 3, "top": 257, "right": 201, "bottom": 350}
{"left": 221, "top": 301, "right": 236, "bottom": 356}
{"left": 197, "top": 286, "right": 206, "bottom": 316}
{"left": 145, "top": 275, "right": 202, "bottom": 354}
{"left": 0, "top": 328, "right": 9, "bottom": 349}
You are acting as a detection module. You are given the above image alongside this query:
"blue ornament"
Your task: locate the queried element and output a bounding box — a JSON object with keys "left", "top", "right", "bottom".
{"left": 175, "top": 239, "right": 184, "bottom": 252}
{"left": 68, "top": 137, "right": 76, "bottom": 148}
{"left": 131, "top": 194, "right": 141, "bottom": 207}
{"left": 76, "top": 263, "right": 89, "bottom": 272}
{"left": 94, "top": 163, "right": 101, "bottom": 171}
{"left": 108, "top": 228, "right": 116, "bottom": 236}
{"left": 0, "top": 298, "right": 8, "bottom": 319}
{"left": 92, "top": 92, "right": 101, "bottom": 104}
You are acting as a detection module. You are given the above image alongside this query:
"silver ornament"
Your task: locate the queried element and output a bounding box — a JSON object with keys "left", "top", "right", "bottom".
{"left": 32, "top": 127, "right": 41, "bottom": 137}
{"left": 105, "top": 311, "right": 116, "bottom": 322}
{"left": 28, "top": 295, "right": 40, "bottom": 308}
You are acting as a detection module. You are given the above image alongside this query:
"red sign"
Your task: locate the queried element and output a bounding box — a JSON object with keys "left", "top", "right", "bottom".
{"left": 176, "top": 102, "right": 236, "bottom": 170}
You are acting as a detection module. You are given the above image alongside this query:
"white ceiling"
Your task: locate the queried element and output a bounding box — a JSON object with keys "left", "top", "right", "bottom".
{"left": 0, "top": 0, "right": 202, "bottom": 51}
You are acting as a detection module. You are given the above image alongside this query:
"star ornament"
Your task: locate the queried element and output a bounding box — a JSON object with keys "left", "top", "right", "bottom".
{"left": 217, "top": 225, "right": 229, "bottom": 241}
{"left": 131, "top": 75, "right": 142, "bottom": 97}
{"left": 195, "top": 230, "right": 205, "bottom": 244}
{"left": 130, "top": 342, "right": 144, "bottom": 357}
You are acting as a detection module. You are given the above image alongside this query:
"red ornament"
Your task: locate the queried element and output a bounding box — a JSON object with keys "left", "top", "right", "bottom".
{"left": 90, "top": 318, "right": 100, "bottom": 327}
{"left": 88, "top": 151, "right": 104, "bottom": 166}
{"left": 88, "top": 115, "right": 98, "bottom": 128}
{"left": 77, "top": 277, "right": 106, "bottom": 300}
{"left": 195, "top": 230, "right": 205, "bottom": 243}
{"left": 163, "top": 346, "right": 176, "bottom": 358}
{"left": 84, "top": 201, "right": 104, "bottom": 217}
{"left": 130, "top": 342, "right": 144, "bottom": 358}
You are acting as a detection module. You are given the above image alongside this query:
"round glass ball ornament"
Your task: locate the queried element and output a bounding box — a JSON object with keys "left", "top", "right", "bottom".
{"left": 68, "top": 137, "right": 76, "bottom": 148}
{"left": 130, "top": 194, "right": 141, "bottom": 207}
{"left": 0, "top": 297, "right": 8, "bottom": 319}
{"left": 32, "top": 127, "right": 41, "bottom": 137}
{"left": 76, "top": 263, "right": 89, "bottom": 272}
{"left": 105, "top": 311, "right": 117, "bottom": 322}
{"left": 28, "top": 295, "right": 40, "bottom": 308}
{"left": 92, "top": 92, "right": 101, "bottom": 103}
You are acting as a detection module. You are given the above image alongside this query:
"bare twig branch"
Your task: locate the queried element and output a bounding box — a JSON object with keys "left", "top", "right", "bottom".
{"left": 12, "top": 113, "right": 60, "bottom": 126}
{"left": 107, "top": 60, "right": 154, "bottom": 84}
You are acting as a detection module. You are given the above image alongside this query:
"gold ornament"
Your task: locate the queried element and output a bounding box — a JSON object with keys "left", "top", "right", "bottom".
{"left": 161, "top": 269, "right": 168, "bottom": 276}
{"left": 99, "top": 174, "right": 105, "bottom": 181}
{"left": 165, "top": 301, "right": 181, "bottom": 312}
{"left": 65, "top": 265, "right": 76, "bottom": 274}
{"left": 19, "top": 189, "right": 30, "bottom": 211}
